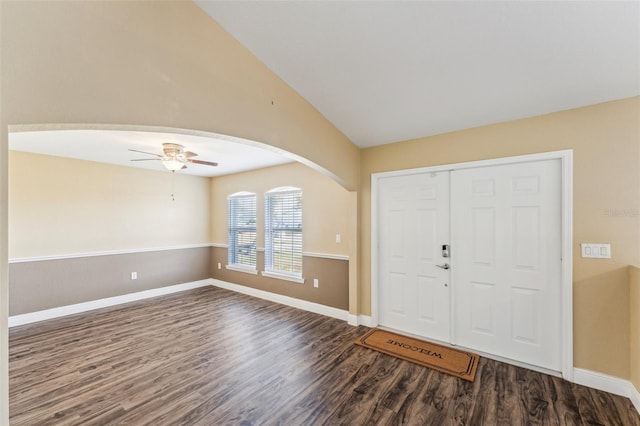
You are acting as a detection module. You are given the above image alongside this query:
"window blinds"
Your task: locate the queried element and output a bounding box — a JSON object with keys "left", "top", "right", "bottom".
{"left": 228, "top": 194, "right": 257, "bottom": 268}
{"left": 265, "top": 190, "right": 302, "bottom": 276}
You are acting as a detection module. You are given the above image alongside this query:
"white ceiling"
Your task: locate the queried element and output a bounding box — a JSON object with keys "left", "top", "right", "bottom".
{"left": 9, "top": 130, "right": 294, "bottom": 178}
{"left": 196, "top": 0, "right": 640, "bottom": 148}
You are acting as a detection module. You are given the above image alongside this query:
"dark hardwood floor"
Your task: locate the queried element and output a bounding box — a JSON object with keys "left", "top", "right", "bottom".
{"left": 9, "top": 286, "right": 640, "bottom": 425}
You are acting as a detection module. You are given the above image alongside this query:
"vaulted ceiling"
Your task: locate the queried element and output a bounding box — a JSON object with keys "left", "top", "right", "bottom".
{"left": 10, "top": 2, "right": 639, "bottom": 176}
{"left": 196, "top": 1, "right": 640, "bottom": 148}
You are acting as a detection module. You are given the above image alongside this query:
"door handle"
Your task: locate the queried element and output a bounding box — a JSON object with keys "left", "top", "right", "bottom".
{"left": 436, "top": 263, "right": 450, "bottom": 270}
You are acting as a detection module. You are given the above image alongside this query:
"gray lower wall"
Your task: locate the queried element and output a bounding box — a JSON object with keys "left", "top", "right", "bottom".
{"left": 9, "top": 247, "right": 211, "bottom": 316}
{"left": 9, "top": 246, "right": 349, "bottom": 316}
{"left": 210, "top": 247, "right": 349, "bottom": 310}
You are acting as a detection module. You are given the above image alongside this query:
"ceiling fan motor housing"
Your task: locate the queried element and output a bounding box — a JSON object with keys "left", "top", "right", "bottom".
{"left": 163, "top": 143, "right": 186, "bottom": 158}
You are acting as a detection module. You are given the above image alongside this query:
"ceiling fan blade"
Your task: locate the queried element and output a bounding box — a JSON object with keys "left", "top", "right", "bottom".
{"left": 184, "top": 151, "right": 198, "bottom": 158}
{"left": 128, "top": 148, "right": 162, "bottom": 158}
{"left": 188, "top": 159, "right": 218, "bottom": 167}
{"left": 130, "top": 158, "right": 161, "bottom": 161}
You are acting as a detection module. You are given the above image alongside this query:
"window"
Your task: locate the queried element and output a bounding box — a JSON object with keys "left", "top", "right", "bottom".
{"left": 227, "top": 192, "right": 257, "bottom": 271}
{"left": 264, "top": 187, "right": 303, "bottom": 281}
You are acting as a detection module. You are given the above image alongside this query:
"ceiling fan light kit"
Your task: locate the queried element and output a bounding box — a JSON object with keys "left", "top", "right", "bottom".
{"left": 129, "top": 143, "right": 218, "bottom": 173}
{"left": 161, "top": 159, "right": 186, "bottom": 172}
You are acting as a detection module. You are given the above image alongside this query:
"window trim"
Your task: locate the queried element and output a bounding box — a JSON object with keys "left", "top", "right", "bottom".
{"left": 226, "top": 264, "right": 259, "bottom": 275}
{"left": 260, "top": 270, "right": 305, "bottom": 284}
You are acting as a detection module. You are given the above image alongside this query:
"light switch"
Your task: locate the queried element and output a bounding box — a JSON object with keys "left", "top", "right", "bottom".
{"left": 581, "top": 243, "right": 611, "bottom": 259}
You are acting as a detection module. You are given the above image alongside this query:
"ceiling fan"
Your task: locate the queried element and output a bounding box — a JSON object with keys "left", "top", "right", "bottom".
{"left": 129, "top": 143, "right": 218, "bottom": 172}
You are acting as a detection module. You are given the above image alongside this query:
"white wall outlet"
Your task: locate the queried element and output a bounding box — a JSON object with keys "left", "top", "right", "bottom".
{"left": 581, "top": 243, "right": 611, "bottom": 259}
{"left": 313, "top": 278, "right": 319, "bottom": 288}
{"left": 131, "top": 272, "right": 138, "bottom": 280}
{"left": 336, "top": 234, "right": 341, "bottom": 243}
{"left": 218, "top": 262, "right": 222, "bottom": 269}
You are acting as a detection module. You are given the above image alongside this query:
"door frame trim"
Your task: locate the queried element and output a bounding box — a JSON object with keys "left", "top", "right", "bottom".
{"left": 371, "top": 150, "right": 574, "bottom": 380}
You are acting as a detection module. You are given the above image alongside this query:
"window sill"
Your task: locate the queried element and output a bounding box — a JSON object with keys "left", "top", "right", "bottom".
{"left": 225, "top": 265, "right": 258, "bottom": 275}
{"left": 261, "top": 270, "right": 305, "bottom": 284}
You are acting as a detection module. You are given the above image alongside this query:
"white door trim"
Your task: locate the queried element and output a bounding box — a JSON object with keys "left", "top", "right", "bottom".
{"left": 371, "top": 150, "right": 573, "bottom": 380}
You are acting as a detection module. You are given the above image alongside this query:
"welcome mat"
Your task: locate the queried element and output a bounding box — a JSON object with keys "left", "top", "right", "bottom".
{"left": 355, "top": 328, "right": 479, "bottom": 382}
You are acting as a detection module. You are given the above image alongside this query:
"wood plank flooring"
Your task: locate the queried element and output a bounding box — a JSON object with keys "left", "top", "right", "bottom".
{"left": 9, "top": 286, "right": 640, "bottom": 425}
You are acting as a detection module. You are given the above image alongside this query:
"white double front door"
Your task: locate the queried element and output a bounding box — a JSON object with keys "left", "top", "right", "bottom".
{"left": 378, "top": 159, "right": 562, "bottom": 371}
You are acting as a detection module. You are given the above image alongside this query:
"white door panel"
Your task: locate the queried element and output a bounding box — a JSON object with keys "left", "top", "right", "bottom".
{"left": 451, "top": 160, "right": 561, "bottom": 371}
{"left": 378, "top": 172, "right": 451, "bottom": 342}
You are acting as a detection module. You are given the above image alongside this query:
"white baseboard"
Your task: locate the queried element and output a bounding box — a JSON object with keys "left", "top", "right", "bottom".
{"left": 574, "top": 368, "right": 640, "bottom": 415}
{"left": 211, "top": 279, "right": 350, "bottom": 322}
{"left": 345, "top": 314, "right": 374, "bottom": 327}
{"left": 358, "top": 315, "right": 374, "bottom": 327}
{"left": 631, "top": 384, "right": 640, "bottom": 415}
{"left": 8, "top": 279, "right": 214, "bottom": 327}
{"left": 347, "top": 314, "right": 358, "bottom": 326}
{"left": 573, "top": 368, "right": 632, "bottom": 397}
{"left": 10, "top": 277, "right": 364, "bottom": 330}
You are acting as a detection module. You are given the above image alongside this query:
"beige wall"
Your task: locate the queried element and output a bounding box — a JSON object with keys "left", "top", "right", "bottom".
{"left": 360, "top": 97, "right": 640, "bottom": 378}
{"left": 0, "top": 1, "right": 358, "bottom": 190}
{"left": 8, "top": 151, "right": 212, "bottom": 317}
{"left": 631, "top": 266, "right": 640, "bottom": 391}
{"left": 9, "top": 151, "right": 211, "bottom": 258}
{"left": 210, "top": 162, "right": 352, "bottom": 256}
{"left": 209, "top": 162, "right": 354, "bottom": 310}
